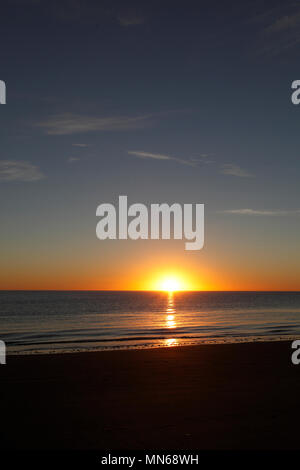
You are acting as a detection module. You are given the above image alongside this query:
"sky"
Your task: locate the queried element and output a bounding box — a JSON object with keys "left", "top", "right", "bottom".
{"left": 0, "top": 0, "right": 300, "bottom": 290}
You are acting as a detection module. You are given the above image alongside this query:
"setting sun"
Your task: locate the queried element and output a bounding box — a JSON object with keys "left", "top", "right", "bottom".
{"left": 160, "top": 278, "right": 182, "bottom": 292}
{"left": 145, "top": 269, "right": 199, "bottom": 292}
{"left": 153, "top": 274, "right": 190, "bottom": 292}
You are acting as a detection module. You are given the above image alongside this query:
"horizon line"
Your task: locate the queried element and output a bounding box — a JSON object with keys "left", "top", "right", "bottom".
{"left": 1, "top": 289, "right": 300, "bottom": 293}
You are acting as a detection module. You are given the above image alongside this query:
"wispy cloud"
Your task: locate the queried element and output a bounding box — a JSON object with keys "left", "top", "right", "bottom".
{"left": 128, "top": 150, "right": 200, "bottom": 166}
{"left": 68, "top": 157, "right": 80, "bottom": 163}
{"left": 222, "top": 209, "right": 300, "bottom": 216}
{"left": 221, "top": 164, "right": 254, "bottom": 177}
{"left": 255, "top": 4, "right": 300, "bottom": 55}
{"left": 36, "top": 113, "right": 154, "bottom": 135}
{"left": 128, "top": 152, "right": 251, "bottom": 176}
{"left": 190, "top": 154, "right": 215, "bottom": 164}
{"left": 0, "top": 161, "right": 44, "bottom": 182}
{"left": 72, "top": 143, "right": 89, "bottom": 147}
{"left": 127, "top": 147, "right": 258, "bottom": 182}
{"left": 265, "top": 12, "right": 300, "bottom": 34}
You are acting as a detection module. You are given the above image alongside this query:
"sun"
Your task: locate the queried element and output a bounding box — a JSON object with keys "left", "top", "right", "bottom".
{"left": 159, "top": 276, "right": 184, "bottom": 292}
{"left": 146, "top": 269, "right": 196, "bottom": 292}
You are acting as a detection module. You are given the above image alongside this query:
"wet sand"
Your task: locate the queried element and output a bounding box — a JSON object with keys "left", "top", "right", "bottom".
{"left": 1, "top": 341, "right": 299, "bottom": 450}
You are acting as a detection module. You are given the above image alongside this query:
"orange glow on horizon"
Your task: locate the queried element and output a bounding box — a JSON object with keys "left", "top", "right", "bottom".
{"left": 2, "top": 249, "right": 299, "bottom": 291}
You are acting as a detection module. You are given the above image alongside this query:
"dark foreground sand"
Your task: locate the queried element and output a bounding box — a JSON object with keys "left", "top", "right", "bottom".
{"left": 1, "top": 341, "right": 299, "bottom": 450}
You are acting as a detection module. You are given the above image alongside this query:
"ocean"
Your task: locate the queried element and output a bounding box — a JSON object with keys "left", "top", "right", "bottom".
{"left": 1, "top": 290, "right": 300, "bottom": 354}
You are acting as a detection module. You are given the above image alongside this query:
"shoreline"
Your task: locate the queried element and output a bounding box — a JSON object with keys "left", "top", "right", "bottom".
{"left": 1, "top": 340, "right": 300, "bottom": 450}
{"left": 6, "top": 335, "right": 299, "bottom": 356}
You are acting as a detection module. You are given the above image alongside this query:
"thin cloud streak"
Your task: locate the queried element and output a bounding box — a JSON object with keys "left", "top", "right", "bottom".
{"left": 0, "top": 161, "right": 45, "bottom": 182}
{"left": 221, "top": 164, "right": 254, "bottom": 177}
{"left": 222, "top": 209, "right": 300, "bottom": 216}
{"left": 129, "top": 152, "right": 250, "bottom": 175}
{"left": 36, "top": 113, "right": 154, "bottom": 135}
{"left": 128, "top": 150, "right": 197, "bottom": 166}
{"left": 265, "top": 12, "right": 300, "bottom": 34}
{"left": 254, "top": 4, "right": 300, "bottom": 56}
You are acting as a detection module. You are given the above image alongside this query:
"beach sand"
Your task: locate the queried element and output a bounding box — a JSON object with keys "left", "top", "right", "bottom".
{"left": 1, "top": 341, "right": 299, "bottom": 450}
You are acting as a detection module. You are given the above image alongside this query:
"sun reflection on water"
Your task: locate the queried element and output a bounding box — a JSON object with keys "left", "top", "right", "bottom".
{"left": 165, "top": 338, "right": 179, "bottom": 347}
{"left": 164, "top": 292, "right": 178, "bottom": 346}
